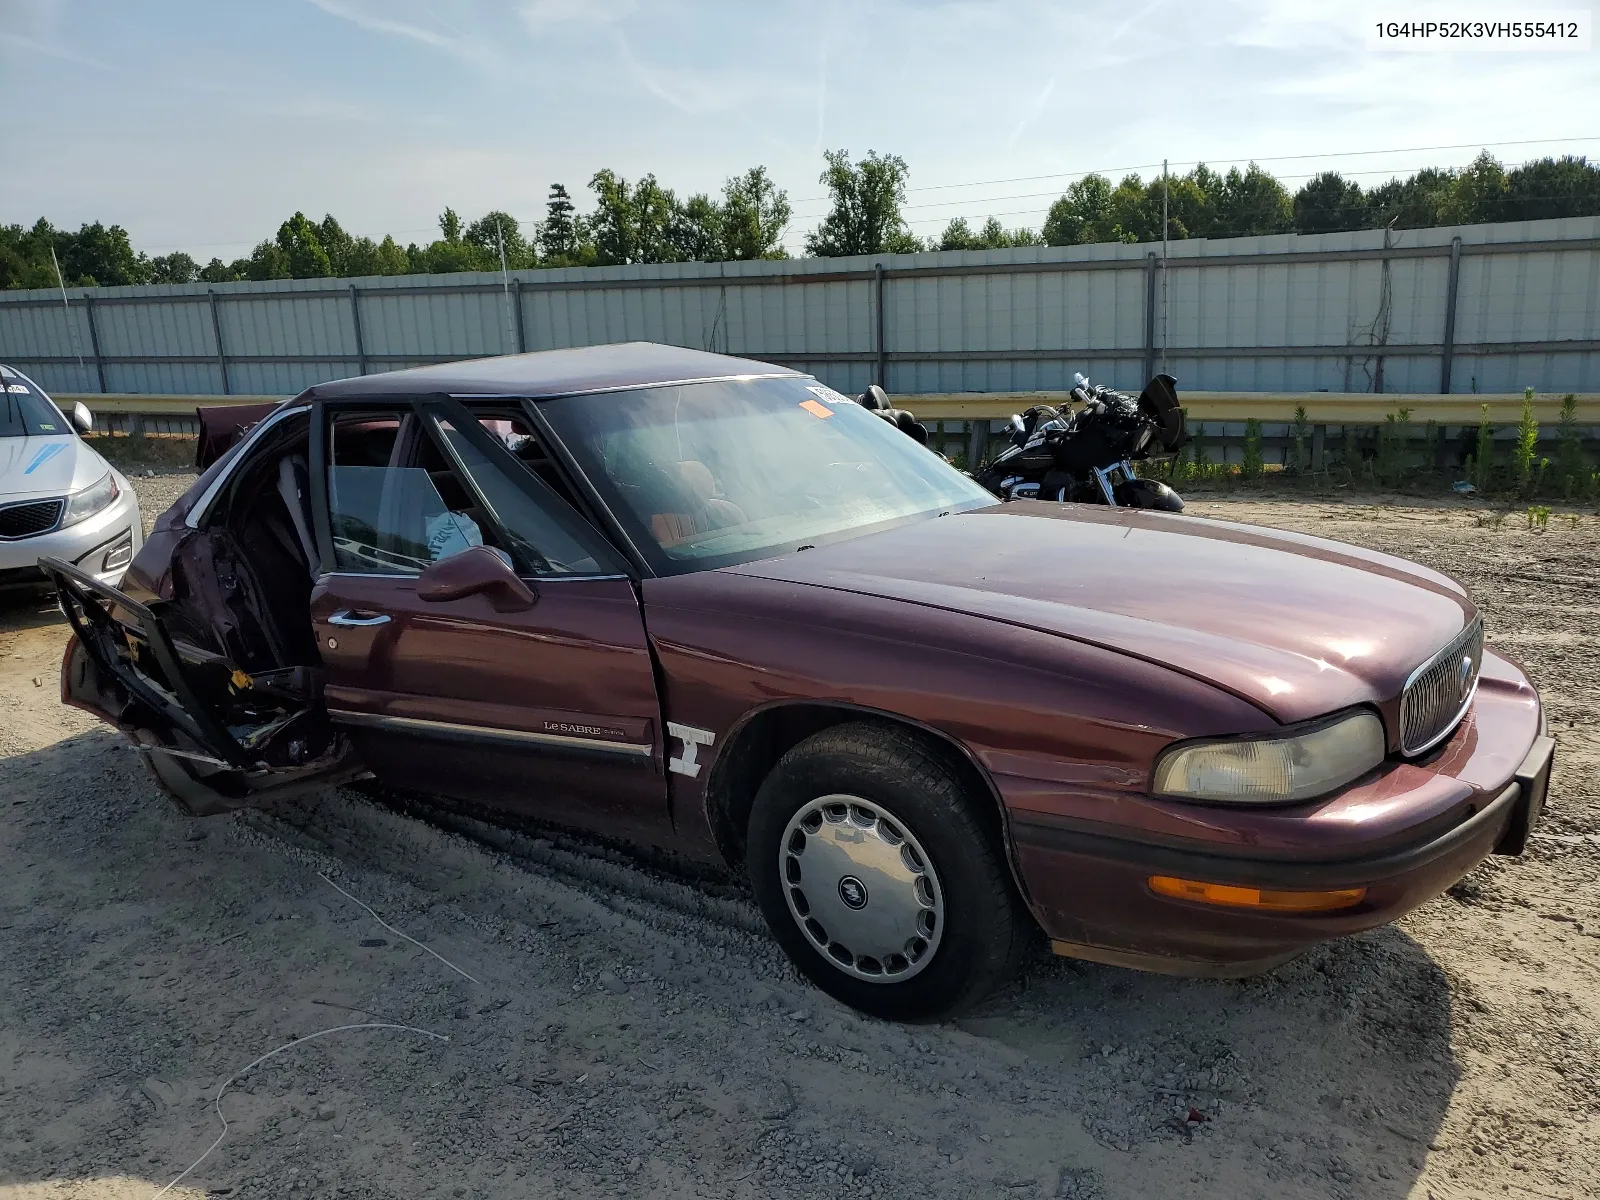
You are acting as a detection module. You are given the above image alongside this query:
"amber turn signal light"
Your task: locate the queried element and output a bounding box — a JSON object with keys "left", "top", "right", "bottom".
{"left": 1147, "top": 875, "right": 1366, "bottom": 913}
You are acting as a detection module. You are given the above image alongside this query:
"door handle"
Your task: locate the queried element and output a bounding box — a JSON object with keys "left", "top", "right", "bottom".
{"left": 328, "top": 609, "right": 391, "bottom": 627}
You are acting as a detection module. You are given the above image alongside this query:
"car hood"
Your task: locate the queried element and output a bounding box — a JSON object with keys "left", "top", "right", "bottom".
{"left": 727, "top": 501, "right": 1474, "bottom": 724}
{"left": 0, "top": 435, "right": 107, "bottom": 500}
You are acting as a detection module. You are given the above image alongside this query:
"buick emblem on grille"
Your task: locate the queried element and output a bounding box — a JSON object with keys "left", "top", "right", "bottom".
{"left": 1458, "top": 654, "right": 1475, "bottom": 701}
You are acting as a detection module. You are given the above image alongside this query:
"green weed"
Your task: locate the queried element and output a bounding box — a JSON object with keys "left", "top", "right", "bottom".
{"left": 1514, "top": 387, "right": 1539, "bottom": 497}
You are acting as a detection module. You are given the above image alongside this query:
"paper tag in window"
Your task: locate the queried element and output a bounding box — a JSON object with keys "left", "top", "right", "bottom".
{"left": 5, "top": 384, "right": 28, "bottom": 394}
{"left": 807, "top": 385, "right": 852, "bottom": 406}
{"left": 798, "top": 399, "right": 834, "bottom": 419}
{"left": 426, "top": 510, "right": 483, "bottom": 561}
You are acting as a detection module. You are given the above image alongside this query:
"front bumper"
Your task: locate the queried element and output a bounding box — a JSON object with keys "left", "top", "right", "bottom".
{"left": 0, "top": 482, "right": 142, "bottom": 591}
{"left": 1007, "top": 649, "right": 1551, "bottom": 976}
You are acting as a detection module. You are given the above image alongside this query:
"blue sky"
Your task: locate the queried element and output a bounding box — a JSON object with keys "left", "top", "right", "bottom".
{"left": 2, "top": 0, "right": 1596, "bottom": 258}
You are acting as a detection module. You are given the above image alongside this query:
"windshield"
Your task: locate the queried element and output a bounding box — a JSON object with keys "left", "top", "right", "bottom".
{"left": 540, "top": 376, "right": 994, "bottom": 574}
{"left": 0, "top": 377, "right": 69, "bottom": 438}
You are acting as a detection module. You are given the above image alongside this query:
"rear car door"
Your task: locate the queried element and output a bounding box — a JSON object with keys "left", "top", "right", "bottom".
{"left": 308, "top": 396, "right": 670, "bottom": 842}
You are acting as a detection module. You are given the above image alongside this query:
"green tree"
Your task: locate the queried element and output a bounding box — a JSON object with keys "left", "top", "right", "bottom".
{"left": 410, "top": 208, "right": 488, "bottom": 273}
{"left": 1211, "top": 164, "right": 1293, "bottom": 237}
{"left": 937, "top": 216, "right": 1041, "bottom": 250}
{"left": 1107, "top": 174, "right": 1158, "bottom": 242}
{"left": 243, "top": 239, "right": 290, "bottom": 281}
{"left": 1182, "top": 164, "right": 1226, "bottom": 236}
{"left": 341, "top": 235, "right": 411, "bottom": 277}
{"left": 1440, "top": 152, "right": 1509, "bottom": 224}
{"left": 374, "top": 235, "right": 410, "bottom": 275}
{"left": 145, "top": 252, "right": 199, "bottom": 284}
{"left": 58, "top": 220, "right": 147, "bottom": 285}
{"left": 587, "top": 170, "right": 681, "bottom": 265}
{"left": 1504, "top": 156, "right": 1600, "bottom": 221}
{"left": 316, "top": 215, "right": 355, "bottom": 275}
{"left": 199, "top": 257, "right": 240, "bottom": 284}
{"left": 465, "top": 211, "right": 533, "bottom": 268}
{"left": 719, "top": 166, "right": 790, "bottom": 259}
{"left": 805, "top": 150, "right": 923, "bottom": 257}
{"left": 537, "top": 184, "right": 583, "bottom": 263}
{"left": 1292, "top": 172, "right": 1371, "bottom": 234}
{"left": 1042, "top": 174, "right": 1117, "bottom": 245}
{"left": 1368, "top": 167, "right": 1456, "bottom": 229}
{"left": 273, "top": 212, "right": 332, "bottom": 278}
{"left": 1159, "top": 174, "right": 1213, "bottom": 241}
{"left": 666, "top": 193, "right": 723, "bottom": 262}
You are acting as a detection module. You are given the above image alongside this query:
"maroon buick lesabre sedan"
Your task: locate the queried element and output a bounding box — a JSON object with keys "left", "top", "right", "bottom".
{"left": 47, "top": 343, "right": 1554, "bottom": 1020}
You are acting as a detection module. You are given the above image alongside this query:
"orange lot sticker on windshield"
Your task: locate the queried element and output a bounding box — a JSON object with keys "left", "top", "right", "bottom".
{"left": 798, "top": 398, "right": 834, "bottom": 419}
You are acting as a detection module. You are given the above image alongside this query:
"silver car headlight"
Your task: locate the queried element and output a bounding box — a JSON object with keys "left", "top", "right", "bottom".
{"left": 61, "top": 471, "right": 119, "bottom": 528}
{"left": 1151, "top": 710, "right": 1386, "bottom": 804}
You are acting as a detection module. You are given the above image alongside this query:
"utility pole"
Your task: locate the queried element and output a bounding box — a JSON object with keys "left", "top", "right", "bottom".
{"left": 496, "top": 220, "right": 515, "bottom": 353}
{"left": 50, "top": 246, "right": 87, "bottom": 381}
{"left": 1160, "top": 157, "right": 1170, "bottom": 377}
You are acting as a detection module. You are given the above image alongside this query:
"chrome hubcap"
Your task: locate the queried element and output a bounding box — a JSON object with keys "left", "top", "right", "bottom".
{"left": 778, "top": 795, "right": 944, "bottom": 983}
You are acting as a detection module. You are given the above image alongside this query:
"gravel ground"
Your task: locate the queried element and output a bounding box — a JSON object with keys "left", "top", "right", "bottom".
{"left": 0, "top": 479, "right": 1595, "bottom": 1200}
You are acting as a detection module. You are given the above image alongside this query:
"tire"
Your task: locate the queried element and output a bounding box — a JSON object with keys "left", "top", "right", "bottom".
{"left": 1113, "top": 477, "right": 1185, "bottom": 512}
{"left": 746, "top": 722, "right": 1029, "bottom": 1021}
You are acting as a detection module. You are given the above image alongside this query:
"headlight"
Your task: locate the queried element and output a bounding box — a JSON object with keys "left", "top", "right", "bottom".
{"left": 61, "top": 471, "right": 119, "bottom": 528}
{"left": 1151, "top": 710, "right": 1386, "bottom": 804}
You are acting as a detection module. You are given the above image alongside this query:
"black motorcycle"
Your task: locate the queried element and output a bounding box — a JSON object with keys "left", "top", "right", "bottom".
{"left": 857, "top": 373, "right": 1189, "bottom": 511}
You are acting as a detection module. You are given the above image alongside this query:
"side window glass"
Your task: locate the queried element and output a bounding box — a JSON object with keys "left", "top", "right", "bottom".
{"left": 328, "top": 411, "right": 477, "bottom": 575}
{"left": 433, "top": 417, "right": 612, "bottom": 577}
{"left": 471, "top": 409, "right": 588, "bottom": 514}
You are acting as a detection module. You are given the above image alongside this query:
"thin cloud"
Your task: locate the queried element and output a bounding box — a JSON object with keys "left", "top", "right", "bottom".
{"left": 0, "top": 28, "right": 112, "bottom": 68}
{"left": 520, "top": 0, "right": 636, "bottom": 31}
{"left": 1104, "top": 0, "right": 1167, "bottom": 49}
{"left": 1007, "top": 75, "right": 1056, "bottom": 147}
{"left": 613, "top": 29, "right": 752, "bottom": 116}
{"left": 304, "top": 0, "right": 497, "bottom": 65}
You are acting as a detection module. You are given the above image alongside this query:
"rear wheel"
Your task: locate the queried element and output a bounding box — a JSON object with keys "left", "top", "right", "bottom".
{"left": 746, "top": 722, "right": 1028, "bottom": 1021}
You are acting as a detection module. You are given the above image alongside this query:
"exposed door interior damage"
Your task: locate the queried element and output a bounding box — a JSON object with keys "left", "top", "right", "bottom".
{"left": 49, "top": 407, "right": 361, "bottom": 812}
{"left": 48, "top": 397, "right": 622, "bottom": 816}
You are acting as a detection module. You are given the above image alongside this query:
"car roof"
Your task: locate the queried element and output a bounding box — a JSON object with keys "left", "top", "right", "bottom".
{"left": 303, "top": 341, "right": 802, "bottom": 401}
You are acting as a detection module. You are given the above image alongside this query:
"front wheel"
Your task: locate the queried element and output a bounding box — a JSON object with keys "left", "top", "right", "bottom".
{"left": 1113, "top": 476, "right": 1185, "bottom": 511}
{"left": 746, "top": 723, "right": 1028, "bottom": 1021}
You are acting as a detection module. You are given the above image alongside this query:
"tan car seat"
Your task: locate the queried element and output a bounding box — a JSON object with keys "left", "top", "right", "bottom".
{"left": 649, "top": 460, "right": 748, "bottom": 548}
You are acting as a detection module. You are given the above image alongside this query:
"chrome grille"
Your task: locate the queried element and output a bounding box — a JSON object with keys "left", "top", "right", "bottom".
{"left": 1399, "top": 616, "right": 1484, "bottom": 755}
{"left": 0, "top": 498, "right": 64, "bottom": 539}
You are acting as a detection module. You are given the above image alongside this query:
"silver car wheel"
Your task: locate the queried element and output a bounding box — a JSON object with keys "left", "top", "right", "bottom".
{"left": 778, "top": 794, "right": 945, "bottom": 984}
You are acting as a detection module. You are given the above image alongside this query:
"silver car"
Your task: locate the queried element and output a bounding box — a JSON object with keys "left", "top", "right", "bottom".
{"left": 0, "top": 365, "right": 143, "bottom": 592}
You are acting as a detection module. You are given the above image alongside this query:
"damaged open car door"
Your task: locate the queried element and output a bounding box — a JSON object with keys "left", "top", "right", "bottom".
{"left": 49, "top": 558, "right": 367, "bottom": 814}
{"left": 45, "top": 404, "right": 368, "bottom": 814}
{"left": 50, "top": 392, "right": 668, "bottom": 838}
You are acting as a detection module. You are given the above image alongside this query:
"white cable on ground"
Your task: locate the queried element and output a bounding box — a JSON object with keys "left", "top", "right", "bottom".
{"left": 318, "top": 871, "right": 483, "bottom": 985}
{"left": 150, "top": 1022, "right": 449, "bottom": 1199}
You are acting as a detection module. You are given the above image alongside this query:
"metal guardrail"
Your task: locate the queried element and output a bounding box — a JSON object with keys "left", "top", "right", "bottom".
{"left": 907, "top": 391, "right": 1600, "bottom": 424}
{"left": 67, "top": 390, "right": 1600, "bottom": 425}
{"left": 70, "top": 389, "right": 1600, "bottom": 476}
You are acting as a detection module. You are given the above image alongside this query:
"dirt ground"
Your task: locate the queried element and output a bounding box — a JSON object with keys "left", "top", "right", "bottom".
{"left": 1, "top": 477, "right": 1596, "bottom": 1200}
